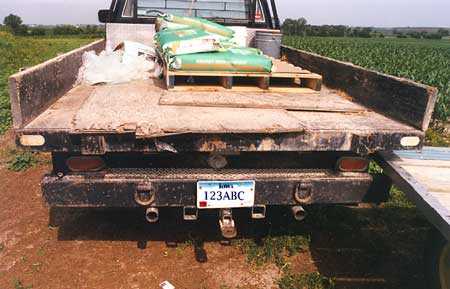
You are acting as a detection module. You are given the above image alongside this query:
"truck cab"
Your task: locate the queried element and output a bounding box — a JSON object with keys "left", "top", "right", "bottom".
{"left": 98, "top": 0, "right": 280, "bottom": 29}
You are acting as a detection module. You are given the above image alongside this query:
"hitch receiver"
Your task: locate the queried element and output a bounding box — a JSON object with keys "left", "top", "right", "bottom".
{"left": 219, "top": 209, "right": 237, "bottom": 239}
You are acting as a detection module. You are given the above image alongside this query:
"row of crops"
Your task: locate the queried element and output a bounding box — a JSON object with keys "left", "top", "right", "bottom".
{"left": 0, "top": 32, "right": 93, "bottom": 134}
{"left": 283, "top": 36, "right": 450, "bottom": 122}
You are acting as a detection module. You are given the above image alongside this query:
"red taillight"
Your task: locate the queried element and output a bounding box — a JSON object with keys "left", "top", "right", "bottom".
{"left": 66, "top": 156, "right": 105, "bottom": 172}
{"left": 337, "top": 157, "right": 369, "bottom": 172}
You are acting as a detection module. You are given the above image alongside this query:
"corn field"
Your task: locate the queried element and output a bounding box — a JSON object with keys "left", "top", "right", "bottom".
{"left": 283, "top": 36, "right": 450, "bottom": 122}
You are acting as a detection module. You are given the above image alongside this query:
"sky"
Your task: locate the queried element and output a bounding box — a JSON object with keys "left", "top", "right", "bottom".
{"left": 0, "top": 0, "right": 449, "bottom": 27}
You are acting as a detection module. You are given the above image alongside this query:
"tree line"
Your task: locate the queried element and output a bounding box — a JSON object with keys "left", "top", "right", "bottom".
{"left": 2, "top": 14, "right": 104, "bottom": 37}
{"left": 282, "top": 18, "right": 449, "bottom": 39}
{"left": 282, "top": 18, "right": 379, "bottom": 38}
{"left": 3, "top": 13, "right": 448, "bottom": 40}
{"left": 393, "top": 28, "right": 449, "bottom": 40}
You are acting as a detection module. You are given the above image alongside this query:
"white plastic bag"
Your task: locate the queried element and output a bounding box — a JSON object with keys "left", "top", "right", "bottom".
{"left": 78, "top": 41, "right": 156, "bottom": 85}
{"left": 116, "top": 40, "right": 156, "bottom": 63}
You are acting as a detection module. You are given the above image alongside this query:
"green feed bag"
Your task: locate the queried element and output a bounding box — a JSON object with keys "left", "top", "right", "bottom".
{"left": 155, "top": 28, "right": 224, "bottom": 56}
{"left": 168, "top": 48, "right": 273, "bottom": 73}
{"left": 163, "top": 14, "right": 235, "bottom": 38}
{"left": 155, "top": 17, "right": 189, "bottom": 32}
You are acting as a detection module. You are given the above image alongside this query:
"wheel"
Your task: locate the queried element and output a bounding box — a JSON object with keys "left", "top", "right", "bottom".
{"left": 425, "top": 229, "right": 450, "bottom": 289}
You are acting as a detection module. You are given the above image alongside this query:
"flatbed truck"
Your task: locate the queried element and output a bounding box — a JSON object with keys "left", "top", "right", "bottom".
{"left": 8, "top": 1, "right": 447, "bottom": 287}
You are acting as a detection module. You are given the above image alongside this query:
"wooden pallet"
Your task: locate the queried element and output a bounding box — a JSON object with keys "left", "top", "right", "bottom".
{"left": 163, "top": 58, "right": 323, "bottom": 93}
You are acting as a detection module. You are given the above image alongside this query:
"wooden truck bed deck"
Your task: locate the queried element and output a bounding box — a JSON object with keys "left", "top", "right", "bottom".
{"left": 24, "top": 79, "right": 419, "bottom": 138}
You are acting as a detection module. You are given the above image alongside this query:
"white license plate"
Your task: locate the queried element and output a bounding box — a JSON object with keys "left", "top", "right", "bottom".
{"left": 197, "top": 180, "right": 255, "bottom": 209}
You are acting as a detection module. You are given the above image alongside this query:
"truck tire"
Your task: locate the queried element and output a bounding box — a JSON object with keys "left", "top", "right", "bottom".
{"left": 425, "top": 229, "right": 450, "bottom": 289}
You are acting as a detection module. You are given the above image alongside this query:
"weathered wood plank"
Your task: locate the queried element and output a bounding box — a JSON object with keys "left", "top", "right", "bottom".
{"left": 281, "top": 46, "right": 438, "bottom": 131}
{"left": 25, "top": 85, "right": 95, "bottom": 130}
{"left": 167, "top": 84, "right": 320, "bottom": 94}
{"left": 24, "top": 80, "right": 422, "bottom": 138}
{"left": 159, "top": 89, "right": 367, "bottom": 113}
{"left": 9, "top": 39, "right": 105, "bottom": 129}
{"left": 288, "top": 110, "right": 419, "bottom": 133}
{"left": 165, "top": 57, "right": 323, "bottom": 92}
{"left": 71, "top": 80, "right": 307, "bottom": 137}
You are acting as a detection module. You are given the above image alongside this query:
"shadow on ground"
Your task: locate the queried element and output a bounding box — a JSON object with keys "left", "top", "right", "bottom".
{"left": 50, "top": 205, "right": 431, "bottom": 289}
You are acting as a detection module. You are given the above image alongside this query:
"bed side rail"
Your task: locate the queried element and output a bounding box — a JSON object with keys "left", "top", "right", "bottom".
{"left": 281, "top": 46, "right": 438, "bottom": 132}
{"left": 9, "top": 39, "right": 105, "bottom": 129}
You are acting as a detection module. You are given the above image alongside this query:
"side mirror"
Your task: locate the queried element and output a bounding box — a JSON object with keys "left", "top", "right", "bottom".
{"left": 98, "top": 9, "right": 113, "bottom": 23}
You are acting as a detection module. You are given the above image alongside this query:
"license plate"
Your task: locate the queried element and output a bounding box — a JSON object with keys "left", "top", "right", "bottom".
{"left": 197, "top": 180, "right": 255, "bottom": 209}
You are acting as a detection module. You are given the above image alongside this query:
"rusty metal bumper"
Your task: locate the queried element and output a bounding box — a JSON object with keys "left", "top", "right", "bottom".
{"left": 42, "top": 168, "right": 390, "bottom": 208}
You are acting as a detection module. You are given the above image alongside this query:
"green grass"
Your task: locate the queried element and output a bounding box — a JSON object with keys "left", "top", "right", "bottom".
{"left": 236, "top": 233, "right": 310, "bottom": 268}
{"left": 283, "top": 36, "right": 450, "bottom": 123}
{"left": 385, "top": 186, "right": 415, "bottom": 208}
{"left": 0, "top": 32, "right": 95, "bottom": 134}
{"left": 426, "top": 127, "right": 450, "bottom": 146}
{"left": 7, "top": 149, "right": 39, "bottom": 171}
{"left": 369, "top": 161, "right": 415, "bottom": 208}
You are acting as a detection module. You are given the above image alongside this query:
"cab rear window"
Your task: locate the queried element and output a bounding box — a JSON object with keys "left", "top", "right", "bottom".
{"left": 137, "top": 0, "right": 250, "bottom": 21}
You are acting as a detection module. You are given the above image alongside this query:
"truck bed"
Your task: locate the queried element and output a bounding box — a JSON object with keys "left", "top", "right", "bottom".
{"left": 25, "top": 79, "right": 417, "bottom": 136}
{"left": 10, "top": 40, "right": 437, "bottom": 155}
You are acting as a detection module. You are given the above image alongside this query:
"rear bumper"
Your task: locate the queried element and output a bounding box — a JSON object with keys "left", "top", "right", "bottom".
{"left": 42, "top": 168, "right": 390, "bottom": 208}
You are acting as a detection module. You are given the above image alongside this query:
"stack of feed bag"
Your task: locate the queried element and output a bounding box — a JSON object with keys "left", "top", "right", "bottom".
{"left": 155, "top": 14, "right": 273, "bottom": 73}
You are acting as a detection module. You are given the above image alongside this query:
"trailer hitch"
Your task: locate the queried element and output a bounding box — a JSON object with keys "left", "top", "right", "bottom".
{"left": 219, "top": 209, "right": 237, "bottom": 239}
{"left": 135, "top": 183, "right": 155, "bottom": 206}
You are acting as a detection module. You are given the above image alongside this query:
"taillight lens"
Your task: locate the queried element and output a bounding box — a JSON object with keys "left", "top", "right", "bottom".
{"left": 337, "top": 157, "right": 369, "bottom": 172}
{"left": 66, "top": 156, "right": 105, "bottom": 172}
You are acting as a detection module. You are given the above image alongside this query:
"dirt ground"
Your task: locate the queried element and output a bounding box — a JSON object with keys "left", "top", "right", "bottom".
{"left": 0, "top": 133, "right": 432, "bottom": 289}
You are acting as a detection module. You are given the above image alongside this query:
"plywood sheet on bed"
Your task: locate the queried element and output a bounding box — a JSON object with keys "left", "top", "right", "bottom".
{"left": 24, "top": 80, "right": 422, "bottom": 138}
{"left": 71, "top": 80, "right": 306, "bottom": 136}
{"left": 288, "top": 110, "right": 420, "bottom": 133}
{"left": 159, "top": 89, "right": 367, "bottom": 113}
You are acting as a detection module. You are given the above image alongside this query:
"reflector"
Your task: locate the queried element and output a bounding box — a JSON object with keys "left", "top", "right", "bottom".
{"left": 66, "top": 156, "right": 105, "bottom": 172}
{"left": 400, "top": 136, "right": 420, "bottom": 147}
{"left": 19, "top": 135, "right": 45, "bottom": 147}
{"left": 337, "top": 157, "right": 369, "bottom": 172}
